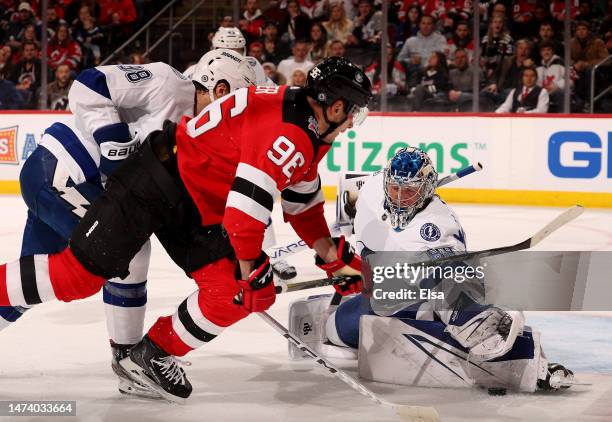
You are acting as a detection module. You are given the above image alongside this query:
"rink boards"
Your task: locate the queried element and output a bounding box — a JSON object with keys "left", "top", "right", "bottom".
{"left": 0, "top": 111, "right": 610, "bottom": 207}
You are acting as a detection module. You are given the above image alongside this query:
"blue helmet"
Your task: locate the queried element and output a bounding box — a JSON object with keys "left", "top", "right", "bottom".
{"left": 383, "top": 147, "right": 437, "bottom": 230}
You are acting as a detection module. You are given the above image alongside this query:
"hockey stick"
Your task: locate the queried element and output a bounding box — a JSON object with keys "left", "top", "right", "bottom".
{"left": 257, "top": 311, "right": 441, "bottom": 422}
{"left": 275, "top": 206, "right": 584, "bottom": 294}
{"left": 436, "top": 162, "right": 482, "bottom": 187}
{"left": 275, "top": 275, "right": 361, "bottom": 294}
{"left": 267, "top": 238, "right": 309, "bottom": 261}
{"left": 267, "top": 163, "right": 484, "bottom": 261}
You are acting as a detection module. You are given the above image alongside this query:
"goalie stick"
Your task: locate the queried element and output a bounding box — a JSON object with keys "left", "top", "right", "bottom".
{"left": 275, "top": 206, "right": 584, "bottom": 294}
{"left": 257, "top": 311, "right": 441, "bottom": 422}
{"left": 436, "top": 162, "right": 482, "bottom": 188}
{"left": 267, "top": 162, "right": 484, "bottom": 261}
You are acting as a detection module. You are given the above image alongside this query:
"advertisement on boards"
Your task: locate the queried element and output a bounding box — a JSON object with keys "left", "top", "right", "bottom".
{"left": 0, "top": 113, "right": 71, "bottom": 182}
{"left": 0, "top": 112, "right": 609, "bottom": 206}
{"left": 319, "top": 115, "right": 494, "bottom": 189}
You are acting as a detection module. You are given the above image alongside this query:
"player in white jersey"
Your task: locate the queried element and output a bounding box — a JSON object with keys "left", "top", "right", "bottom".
{"left": 68, "top": 62, "right": 196, "bottom": 176}
{"left": 0, "top": 51, "right": 256, "bottom": 398}
{"left": 290, "top": 147, "right": 576, "bottom": 393}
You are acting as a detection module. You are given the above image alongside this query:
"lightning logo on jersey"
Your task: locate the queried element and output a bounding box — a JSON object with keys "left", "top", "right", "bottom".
{"left": 420, "top": 223, "right": 441, "bottom": 242}
{"left": 57, "top": 186, "right": 91, "bottom": 218}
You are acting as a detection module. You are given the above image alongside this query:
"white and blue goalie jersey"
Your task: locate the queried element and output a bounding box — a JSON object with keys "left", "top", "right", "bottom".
{"left": 354, "top": 172, "right": 467, "bottom": 256}
{"left": 354, "top": 172, "right": 469, "bottom": 316}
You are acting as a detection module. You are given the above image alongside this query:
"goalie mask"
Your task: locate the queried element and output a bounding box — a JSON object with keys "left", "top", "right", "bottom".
{"left": 383, "top": 147, "right": 437, "bottom": 231}
{"left": 191, "top": 48, "right": 255, "bottom": 100}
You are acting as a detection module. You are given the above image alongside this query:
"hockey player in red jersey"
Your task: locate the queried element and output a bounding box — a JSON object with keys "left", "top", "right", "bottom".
{"left": 0, "top": 57, "right": 372, "bottom": 402}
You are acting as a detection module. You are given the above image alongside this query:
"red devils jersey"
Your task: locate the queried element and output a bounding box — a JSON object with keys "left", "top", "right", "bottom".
{"left": 175, "top": 85, "right": 331, "bottom": 260}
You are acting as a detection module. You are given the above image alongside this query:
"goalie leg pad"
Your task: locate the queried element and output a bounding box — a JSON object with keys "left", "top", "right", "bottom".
{"left": 288, "top": 294, "right": 357, "bottom": 360}
{"left": 359, "top": 315, "right": 474, "bottom": 388}
{"left": 358, "top": 315, "right": 544, "bottom": 392}
{"left": 467, "top": 326, "right": 545, "bottom": 393}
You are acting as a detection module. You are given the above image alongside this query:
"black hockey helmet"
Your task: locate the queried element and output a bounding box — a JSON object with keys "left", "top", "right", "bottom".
{"left": 305, "top": 57, "right": 372, "bottom": 128}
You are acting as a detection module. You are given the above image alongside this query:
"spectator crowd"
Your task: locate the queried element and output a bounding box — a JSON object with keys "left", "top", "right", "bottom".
{"left": 0, "top": 0, "right": 161, "bottom": 109}
{"left": 0, "top": 0, "right": 611, "bottom": 113}
{"left": 224, "top": 0, "right": 611, "bottom": 113}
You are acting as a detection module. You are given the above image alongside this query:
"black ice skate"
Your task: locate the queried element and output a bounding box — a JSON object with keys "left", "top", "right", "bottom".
{"left": 111, "top": 341, "right": 162, "bottom": 399}
{"left": 272, "top": 259, "right": 297, "bottom": 280}
{"left": 537, "top": 363, "right": 576, "bottom": 390}
{"left": 118, "top": 335, "right": 192, "bottom": 403}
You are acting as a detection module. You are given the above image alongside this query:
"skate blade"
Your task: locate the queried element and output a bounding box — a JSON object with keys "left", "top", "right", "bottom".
{"left": 113, "top": 360, "right": 163, "bottom": 400}
{"left": 553, "top": 379, "right": 592, "bottom": 388}
{"left": 118, "top": 357, "right": 187, "bottom": 404}
{"left": 118, "top": 378, "right": 165, "bottom": 400}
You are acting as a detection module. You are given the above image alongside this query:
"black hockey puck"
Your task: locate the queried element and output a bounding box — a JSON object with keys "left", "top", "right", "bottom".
{"left": 488, "top": 388, "right": 507, "bottom": 396}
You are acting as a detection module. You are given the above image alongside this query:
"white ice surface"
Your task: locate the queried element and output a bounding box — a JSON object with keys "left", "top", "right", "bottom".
{"left": 0, "top": 196, "right": 611, "bottom": 422}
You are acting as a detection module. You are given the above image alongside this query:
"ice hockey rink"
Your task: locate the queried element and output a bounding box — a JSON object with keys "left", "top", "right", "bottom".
{"left": 1, "top": 196, "right": 611, "bottom": 422}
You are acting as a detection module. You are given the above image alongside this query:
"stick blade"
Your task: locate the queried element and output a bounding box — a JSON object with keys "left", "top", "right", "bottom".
{"left": 529, "top": 205, "right": 584, "bottom": 247}
{"left": 395, "top": 405, "right": 441, "bottom": 422}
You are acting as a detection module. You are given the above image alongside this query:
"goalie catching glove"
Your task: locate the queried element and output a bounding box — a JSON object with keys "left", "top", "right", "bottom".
{"left": 233, "top": 252, "right": 276, "bottom": 312}
{"left": 315, "top": 236, "right": 362, "bottom": 296}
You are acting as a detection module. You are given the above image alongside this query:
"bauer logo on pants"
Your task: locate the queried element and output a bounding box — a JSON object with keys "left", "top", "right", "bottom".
{"left": 0, "top": 126, "right": 18, "bottom": 164}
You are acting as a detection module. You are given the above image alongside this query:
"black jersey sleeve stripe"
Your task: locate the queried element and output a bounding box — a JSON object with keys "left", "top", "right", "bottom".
{"left": 231, "top": 177, "right": 274, "bottom": 211}
{"left": 281, "top": 177, "right": 322, "bottom": 204}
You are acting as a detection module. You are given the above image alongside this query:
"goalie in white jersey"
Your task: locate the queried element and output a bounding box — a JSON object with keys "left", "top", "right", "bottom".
{"left": 290, "top": 147, "right": 576, "bottom": 393}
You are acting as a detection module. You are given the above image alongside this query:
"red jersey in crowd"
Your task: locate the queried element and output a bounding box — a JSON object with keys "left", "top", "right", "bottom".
{"left": 550, "top": 0, "right": 579, "bottom": 21}
{"left": 512, "top": 0, "right": 538, "bottom": 23}
{"left": 424, "top": 0, "right": 471, "bottom": 21}
{"left": 98, "top": 0, "right": 137, "bottom": 25}
{"left": 365, "top": 60, "right": 407, "bottom": 95}
{"left": 398, "top": 0, "right": 471, "bottom": 22}
{"left": 47, "top": 39, "right": 82, "bottom": 70}
{"left": 175, "top": 85, "right": 331, "bottom": 260}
